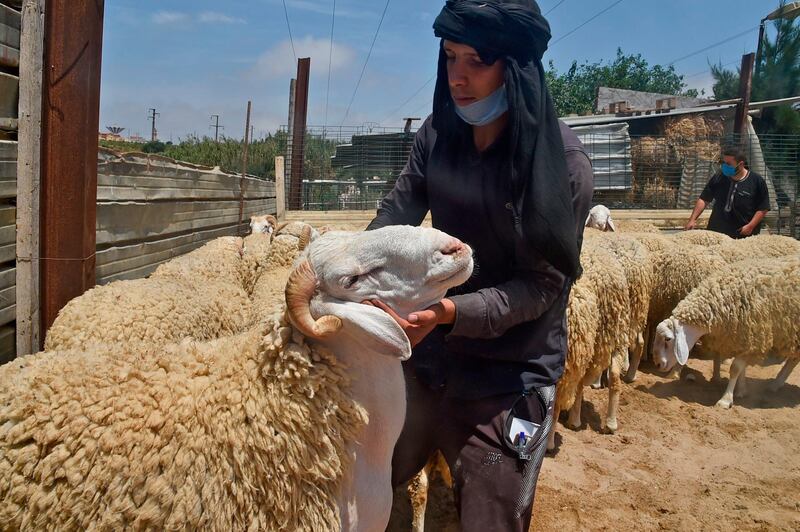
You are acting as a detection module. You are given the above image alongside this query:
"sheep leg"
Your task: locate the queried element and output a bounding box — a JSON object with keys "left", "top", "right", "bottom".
{"left": 711, "top": 355, "right": 722, "bottom": 383}
{"left": 590, "top": 372, "right": 604, "bottom": 389}
{"left": 408, "top": 464, "right": 431, "bottom": 532}
{"left": 624, "top": 330, "right": 647, "bottom": 383}
{"left": 547, "top": 405, "right": 561, "bottom": 451}
{"left": 716, "top": 357, "right": 748, "bottom": 409}
{"left": 734, "top": 365, "right": 749, "bottom": 398}
{"left": 566, "top": 385, "right": 585, "bottom": 430}
{"left": 605, "top": 357, "right": 622, "bottom": 433}
{"left": 768, "top": 358, "right": 800, "bottom": 392}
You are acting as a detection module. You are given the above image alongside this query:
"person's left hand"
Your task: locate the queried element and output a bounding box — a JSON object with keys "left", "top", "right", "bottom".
{"left": 739, "top": 223, "right": 754, "bottom": 237}
{"left": 362, "top": 299, "right": 454, "bottom": 348}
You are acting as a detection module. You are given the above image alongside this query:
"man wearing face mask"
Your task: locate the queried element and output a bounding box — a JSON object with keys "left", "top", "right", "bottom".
{"left": 685, "top": 146, "right": 771, "bottom": 238}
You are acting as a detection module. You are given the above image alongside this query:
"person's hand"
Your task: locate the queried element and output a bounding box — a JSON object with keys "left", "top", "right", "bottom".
{"left": 362, "top": 299, "right": 455, "bottom": 348}
{"left": 739, "top": 223, "right": 754, "bottom": 237}
{"left": 684, "top": 219, "right": 697, "bottom": 231}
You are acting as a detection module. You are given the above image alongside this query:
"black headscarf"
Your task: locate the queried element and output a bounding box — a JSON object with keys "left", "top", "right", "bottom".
{"left": 432, "top": 0, "right": 581, "bottom": 279}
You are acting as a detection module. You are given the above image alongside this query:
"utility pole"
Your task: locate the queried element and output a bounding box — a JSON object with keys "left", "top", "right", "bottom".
{"left": 147, "top": 108, "right": 160, "bottom": 141}
{"left": 210, "top": 114, "right": 224, "bottom": 142}
{"left": 733, "top": 53, "right": 755, "bottom": 139}
{"left": 239, "top": 101, "right": 252, "bottom": 236}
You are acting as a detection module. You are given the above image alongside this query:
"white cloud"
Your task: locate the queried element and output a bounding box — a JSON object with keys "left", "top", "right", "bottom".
{"left": 152, "top": 11, "right": 189, "bottom": 25}
{"left": 198, "top": 11, "right": 246, "bottom": 24}
{"left": 283, "top": 0, "right": 374, "bottom": 19}
{"left": 249, "top": 36, "right": 356, "bottom": 79}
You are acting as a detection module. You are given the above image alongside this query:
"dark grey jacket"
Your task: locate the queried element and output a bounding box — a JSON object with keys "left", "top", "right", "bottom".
{"left": 367, "top": 118, "right": 594, "bottom": 398}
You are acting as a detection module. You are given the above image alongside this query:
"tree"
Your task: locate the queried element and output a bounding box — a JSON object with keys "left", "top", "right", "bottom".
{"left": 711, "top": 2, "right": 800, "bottom": 135}
{"left": 545, "top": 48, "right": 699, "bottom": 116}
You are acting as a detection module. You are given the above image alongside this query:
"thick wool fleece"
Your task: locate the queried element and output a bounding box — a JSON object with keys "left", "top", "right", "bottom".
{"left": 672, "top": 229, "right": 732, "bottom": 247}
{"left": 616, "top": 220, "right": 660, "bottom": 233}
{"left": 647, "top": 246, "right": 729, "bottom": 327}
{"left": 44, "top": 277, "right": 253, "bottom": 352}
{"left": 556, "top": 280, "right": 600, "bottom": 414}
{"left": 712, "top": 234, "right": 800, "bottom": 264}
{"left": 151, "top": 236, "right": 247, "bottom": 288}
{"left": 0, "top": 311, "right": 367, "bottom": 531}
{"left": 588, "top": 233, "right": 653, "bottom": 355}
{"left": 628, "top": 232, "right": 676, "bottom": 255}
{"left": 242, "top": 232, "right": 274, "bottom": 295}
{"left": 672, "top": 256, "right": 800, "bottom": 361}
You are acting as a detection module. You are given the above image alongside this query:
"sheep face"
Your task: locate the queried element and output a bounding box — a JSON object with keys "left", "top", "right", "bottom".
{"left": 585, "top": 205, "right": 616, "bottom": 232}
{"left": 285, "top": 226, "right": 473, "bottom": 360}
{"left": 308, "top": 226, "right": 473, "bottom": 316}
{"left": 250, "top": 215, "right": 277, "bottom": 235}
{"left": 653, "top": 318, "right": 691, "bottom": 371}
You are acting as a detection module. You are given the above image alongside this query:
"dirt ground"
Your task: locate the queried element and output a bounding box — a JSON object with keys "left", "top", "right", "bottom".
{"left": 386, "top": 358, "right": 800, "bottom": 531}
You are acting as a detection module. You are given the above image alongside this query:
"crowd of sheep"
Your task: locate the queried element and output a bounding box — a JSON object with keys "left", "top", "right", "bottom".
{"left": 0, "top": 207, "right": 797, "bottom": 531}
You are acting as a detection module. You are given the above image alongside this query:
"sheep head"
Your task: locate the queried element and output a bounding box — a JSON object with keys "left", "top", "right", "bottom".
{"left": 653, "top": 318, "right": 707, "bottom": 372}
{"left": 250, "top": 214, "right": 278, "bottom": 235}
{"left": 585, "top": 204, "right": 616, "bottom": 232}
{"left": 284, "top": 226, "right": 474, "bottom": 359}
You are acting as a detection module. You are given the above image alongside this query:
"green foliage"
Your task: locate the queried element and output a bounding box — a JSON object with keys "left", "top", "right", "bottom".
{"left": 98, "top": 131, "right": 341, "bottom": 180}
{"left": 141, "top": 141, "right": 166, "bottom": 153}
{"left": 711, "top": 2, "right": 800, "bottom": 136}
{"left": 545, "top": 48, "right": 698, "bottom": 116}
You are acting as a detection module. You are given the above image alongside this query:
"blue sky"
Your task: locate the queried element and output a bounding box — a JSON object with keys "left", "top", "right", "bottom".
{"left": 100, "top": 0, "right": 782, "bottom": 140}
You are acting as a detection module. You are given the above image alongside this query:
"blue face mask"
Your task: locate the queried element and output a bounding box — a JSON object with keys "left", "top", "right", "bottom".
{"left": 721, "top": 162, "right": 738, "bottom": 177}
{"left": 453, "top": 84, "right": 508, "bottom": 126}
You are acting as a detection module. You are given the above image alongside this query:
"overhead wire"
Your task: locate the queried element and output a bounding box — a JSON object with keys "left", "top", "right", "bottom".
{"left": 550, "top": 0, "right": 624, "bottom": 46}
{"left": 281, "top": 0, "right": 297, "bottom": 62}
{"left": 324, "top": 0, "right": 337, "bottom": 130}
{"left": 341, "top": 0, "right": 392, "bottom": 125}
{"left": 380, "top": 73, "right": 436, "bottom": 125}
{"left": 666, "top": 26, "right": 759, "bottom": 66}
{"left": 544, "top": 0, "right": 567, "bottom": 16}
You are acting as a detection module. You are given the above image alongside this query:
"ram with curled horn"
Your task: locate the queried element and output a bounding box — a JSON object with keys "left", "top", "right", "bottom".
{"left": 281, "top": 225, "right": 474, "bottom": 531}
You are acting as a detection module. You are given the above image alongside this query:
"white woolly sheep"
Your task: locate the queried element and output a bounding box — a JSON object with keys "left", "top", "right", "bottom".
{"left": 548, "top": 243, "right": 630, "bottom": 450}
{"left": 1, "top": 225, "right": 474, "bottom": 532}
{"left": 711, "top": 234, "right": 800, "bottom": 264}
{"left": 653, "top": 256, "right": 800, "bottom": 409}
{"left": 249, "top": 214, "right": 278, "bottom": 235}
{"left": 671, "top": 229, "right": 731, "bottom": 247}
{"left": 584, "top": 204, "right": 660, "bottom": 234}
{"left": 46, "top": 236, "right": 256, "bottom": 352}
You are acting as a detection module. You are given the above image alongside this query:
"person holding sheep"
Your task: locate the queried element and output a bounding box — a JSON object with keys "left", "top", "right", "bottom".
{"left": 365, "top": 1, "right": 593, "bottom": 530}
{"left": 684, "top": 146, "right": 770, "bottom": 238}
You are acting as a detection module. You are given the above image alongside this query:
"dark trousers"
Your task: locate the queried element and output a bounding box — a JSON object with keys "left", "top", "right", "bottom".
{"left": 392, "top": 366, "right": 553, "bottom": 532}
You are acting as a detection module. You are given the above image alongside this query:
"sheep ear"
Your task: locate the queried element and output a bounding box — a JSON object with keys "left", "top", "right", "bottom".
{"left": 607, "top": 218, "right": 617, "bottom": 232}
{"left": 672, "top": 319, "right": 690, "bottom": 366}
{"left": 311, "top": 298, "right": 411, "bottom": 360}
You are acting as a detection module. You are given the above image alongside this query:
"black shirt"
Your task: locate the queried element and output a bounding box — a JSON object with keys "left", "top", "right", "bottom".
{"left": 367, "top": 118, "right": 594, "bottom": 398}
{"left": 700, "top": 170, "right": 770, "bottom": 239}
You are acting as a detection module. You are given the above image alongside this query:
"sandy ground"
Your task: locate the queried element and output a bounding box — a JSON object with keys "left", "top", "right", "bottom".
{"left": 386, "top": 358, "right": 800, "bottom": 531}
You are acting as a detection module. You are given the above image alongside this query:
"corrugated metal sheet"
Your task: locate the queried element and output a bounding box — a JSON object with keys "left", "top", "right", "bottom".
{"left": 0, "top": 205, "right": 13, "bottom": 263}
{"left": 571, "top": 123, "right": 633, "bottom": 190}
{"left": 0, "top": 3, "right": 19, "bottom": 69}
{"left": 0, "top": 266, "right": 13, "bottom": 326}
{"left": 0, "top": 140, "right": 15, "bottom": 198}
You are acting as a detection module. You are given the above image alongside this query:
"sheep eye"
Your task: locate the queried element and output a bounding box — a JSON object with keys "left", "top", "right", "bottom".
{"left": 343, "top": 275, "right": 360, "bottom": 288}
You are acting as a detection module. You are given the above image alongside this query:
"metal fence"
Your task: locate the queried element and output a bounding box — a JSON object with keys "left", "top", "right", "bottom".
{"left": 282, "top": 124, "right": 799, "bottom": 236}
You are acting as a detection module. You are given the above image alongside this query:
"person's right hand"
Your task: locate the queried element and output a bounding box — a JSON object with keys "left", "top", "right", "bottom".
{"left": 684, "top": 219, "right": 697, "bottom": 231}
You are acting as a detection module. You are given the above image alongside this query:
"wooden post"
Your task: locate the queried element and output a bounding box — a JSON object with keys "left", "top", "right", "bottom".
{"left": 39, "top": 0, "right": 104, "bottom": 337}
{"left": 239, "top": 100, "right": 251, "bottom": 236}
{"left": 289, "top": 58, "right": 310, "bottom": 211}
{"left": 16, "top": 0, "right": 44, "bottom": 355}
{"left": 733, "top": 53, "right": 756, "bottom": 139}
{"left": 275, "top": 156, "right": 286, "bottom": 221}
{"left": 285, "top": 78, "right": 296, "bottom": 205}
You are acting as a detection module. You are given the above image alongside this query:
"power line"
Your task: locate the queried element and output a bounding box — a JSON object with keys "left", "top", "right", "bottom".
{"left": 666, "top": 26, "right": 758, "bottom": 66}
{"left": 281, "top": 0, "right": 297, "bottom": 62}
{"left": 550, "top": 0, "right": 624, "bottom": 46}
{"left": 544, "top": 0, "right": 567, "bottom": 16}
{"left": 341, "top": 0, "right": 392, "bottom": 125}
{"left": 209, "top": 114, "right": 224, "bottom": 142}
{"left": 324, "top": 0, "right": 337, "bottom": 130}
{"left": 380, "top": 73, "right": 436, "bottom": 124}
{"left": 410, "top": 97, "right": 433, "bottom": 118}
{"left": 683, "top": 59, "right": 740, "bottom": 80}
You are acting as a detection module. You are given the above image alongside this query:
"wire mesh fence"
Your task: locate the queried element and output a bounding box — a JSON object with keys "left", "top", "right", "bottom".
{"left": 282, "top": 123, "right": 799, "bottom": 237}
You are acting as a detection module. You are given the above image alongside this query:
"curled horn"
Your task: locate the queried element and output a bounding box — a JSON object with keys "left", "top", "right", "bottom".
{"left": 298, "top": 225, "right": 312, "bottom": 251}
{"left": 285, "top": 259, "right": 342, "bottom": 339}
